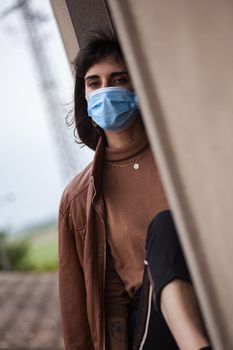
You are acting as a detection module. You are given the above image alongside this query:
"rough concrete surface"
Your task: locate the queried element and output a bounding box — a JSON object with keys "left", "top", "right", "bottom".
{"left": 0, "top": 272, "right": 64, "bottom": 350}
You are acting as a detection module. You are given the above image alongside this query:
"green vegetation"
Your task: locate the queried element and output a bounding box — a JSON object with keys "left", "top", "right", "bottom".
{"left": 0, "top": 231, "right": 29, "bottom": 270}
{"left": 24, "top": 237, "right": 58, "bottom": 271}
{"left": 0, "top": 223, "right": 58, "bottom": 272}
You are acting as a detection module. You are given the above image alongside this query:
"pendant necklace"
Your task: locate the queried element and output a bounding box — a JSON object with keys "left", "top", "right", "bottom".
{"left": 106, "top": 147, "right": 149, "bottom": 170}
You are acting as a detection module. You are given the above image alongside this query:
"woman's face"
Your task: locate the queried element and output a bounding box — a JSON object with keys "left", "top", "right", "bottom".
{"left": 84, "top": 56, "right": 134, "bottom": 96}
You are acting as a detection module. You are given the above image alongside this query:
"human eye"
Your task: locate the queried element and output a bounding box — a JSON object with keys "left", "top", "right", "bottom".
{"left": 87, "top": 80, "right": 100, "bottom": 89}
{"left": 112, "top": 76, "right": 128, "bottom": 86}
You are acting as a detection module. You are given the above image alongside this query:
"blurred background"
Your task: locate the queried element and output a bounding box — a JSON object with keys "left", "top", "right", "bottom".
{"left": 0, "top": 0, "right": 93, "bottom": 349}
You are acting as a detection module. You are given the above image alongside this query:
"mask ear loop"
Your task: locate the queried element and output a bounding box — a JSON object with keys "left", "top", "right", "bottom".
{"left": 92, "top": 120, "right": 98, "bottom": 128}
{"left": 91, "top": 119, "right": 103, "bottom": 135}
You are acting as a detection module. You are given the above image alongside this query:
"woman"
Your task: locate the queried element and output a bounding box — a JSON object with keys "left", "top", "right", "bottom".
{"left": 58, "top": 30, "right": 212, "bottom": 350}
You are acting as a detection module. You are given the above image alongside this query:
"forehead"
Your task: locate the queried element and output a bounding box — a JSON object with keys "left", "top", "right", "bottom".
{"left": 85, "top": 56, "right": 127, "bottom": 78}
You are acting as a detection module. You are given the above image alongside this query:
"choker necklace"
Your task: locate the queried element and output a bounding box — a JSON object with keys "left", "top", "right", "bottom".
{"left": 106, "top": 147, "right": 149, "bottom": 170}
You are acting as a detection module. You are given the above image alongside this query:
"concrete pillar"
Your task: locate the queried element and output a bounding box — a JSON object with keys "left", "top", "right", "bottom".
{"left": 50, "top": 0, "right": 112, "bottom": 66}
{"left": 50, "top": 0, "right": 79, "bottom": 66}
{"left": 107, "top": 1, "right": 233, "bottom": 349}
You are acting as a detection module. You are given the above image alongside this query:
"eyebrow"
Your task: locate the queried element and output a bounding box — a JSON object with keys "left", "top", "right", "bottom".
{"left": 85, "top": 71, "right": 129, "bottom": 81}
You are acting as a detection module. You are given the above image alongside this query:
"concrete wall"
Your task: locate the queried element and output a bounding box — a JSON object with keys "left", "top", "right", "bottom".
{"left": 50, "top": 0, "right": 79, "bottom": 67}
{"left": 107, "top": 1, "right": 233, "bottom": 349}
{"left": 50, "top": 0, "right": 112, "bottom": 67}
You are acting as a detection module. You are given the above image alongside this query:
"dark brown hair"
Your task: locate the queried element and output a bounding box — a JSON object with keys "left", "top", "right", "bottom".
{"left": 71, "top": 29, "right": 125, "bottom": 150}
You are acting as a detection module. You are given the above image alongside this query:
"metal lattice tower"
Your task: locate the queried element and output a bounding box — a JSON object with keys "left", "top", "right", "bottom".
{"left": 2, "top": 0, "right": 86, "bottom": 182}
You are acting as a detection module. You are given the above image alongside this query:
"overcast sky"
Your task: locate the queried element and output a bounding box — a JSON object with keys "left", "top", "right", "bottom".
{"left": 0, "top": 0, "right": 93, "bottom": 235}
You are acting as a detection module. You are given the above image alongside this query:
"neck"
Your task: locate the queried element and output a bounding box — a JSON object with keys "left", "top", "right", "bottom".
{"left": 104, "top": 117, "right": 146, "bottom": 149}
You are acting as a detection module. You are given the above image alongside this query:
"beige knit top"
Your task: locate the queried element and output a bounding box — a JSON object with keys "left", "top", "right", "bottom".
{"left": 102, "top": 134, "right": 169, "bottom": 317}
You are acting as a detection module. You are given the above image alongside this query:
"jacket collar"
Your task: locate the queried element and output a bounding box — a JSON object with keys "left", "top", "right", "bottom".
{"left": 91, "top": 136, "right": 105, "bottom": 196}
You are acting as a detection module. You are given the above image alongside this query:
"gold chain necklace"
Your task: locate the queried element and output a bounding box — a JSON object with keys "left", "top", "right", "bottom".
{"left": 105, "top": 147, "right": 149, "bottom": 170}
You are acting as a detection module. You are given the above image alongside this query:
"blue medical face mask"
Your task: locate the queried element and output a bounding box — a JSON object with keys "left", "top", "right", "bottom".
{"left": 86, "top": 87, "right": 139, "bottom": 132}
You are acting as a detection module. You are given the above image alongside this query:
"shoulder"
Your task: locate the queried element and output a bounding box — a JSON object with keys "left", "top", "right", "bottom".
{"left": 59, "top": 161, "right": 93, "bottom": 218}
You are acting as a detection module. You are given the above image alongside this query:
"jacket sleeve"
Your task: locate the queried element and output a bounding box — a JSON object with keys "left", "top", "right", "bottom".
{"left": 58, "top": 206, "right": 93, "bottom": 350}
